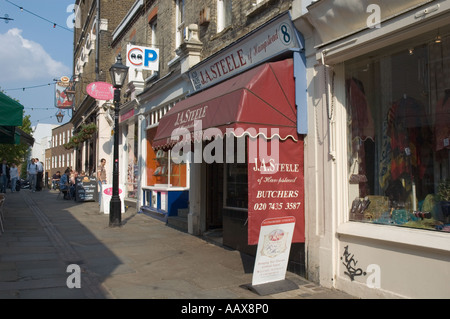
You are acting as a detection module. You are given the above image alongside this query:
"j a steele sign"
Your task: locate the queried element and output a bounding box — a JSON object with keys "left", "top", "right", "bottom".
{"left": 189, "top": 12, "right": 299, "bottom": 91}
{"left": 247, "top": 138, "right": 305, "bottom": 245}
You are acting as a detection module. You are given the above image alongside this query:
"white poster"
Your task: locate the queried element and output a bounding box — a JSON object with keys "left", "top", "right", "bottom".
{"left": 160, "top": 191, "right": 168, "bottom": 211}
{"left": 252, "top": 216, "right": 296, "bottom": 286}
{"left": 101, "top": 184, "right": 125, "bottom": 214}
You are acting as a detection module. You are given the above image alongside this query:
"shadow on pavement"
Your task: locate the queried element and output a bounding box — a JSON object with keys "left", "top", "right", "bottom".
{"left": 0, "top": 188, "right": 122, "bottom": 298}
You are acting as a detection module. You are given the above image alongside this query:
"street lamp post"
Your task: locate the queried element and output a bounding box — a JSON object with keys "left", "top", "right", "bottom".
{"left": 109, "top": 54, "right": 129, "bottom": 227}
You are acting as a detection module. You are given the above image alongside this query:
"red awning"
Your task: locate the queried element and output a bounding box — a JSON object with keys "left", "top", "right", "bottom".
{"left": 152, "top": 59, "right": 297, "bottom": 149}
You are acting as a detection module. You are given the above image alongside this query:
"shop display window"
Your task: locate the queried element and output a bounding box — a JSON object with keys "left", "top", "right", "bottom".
{"left": 126, "top": 121, "right": 138, "bottom": 198}
{"left": 152, "top": 149, "right": 187, "bottom": 187}
{"left": 225, "top": 162, "right": 248, "bottom": 209}
{"left": 345, "top": 27, "right": 450, "bottom": 232}
{"left": 224, "top": 137, "right": 248, "bottom": 210}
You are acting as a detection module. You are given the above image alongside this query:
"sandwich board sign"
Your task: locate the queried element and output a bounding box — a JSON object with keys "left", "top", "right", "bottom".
{"left": 75, "top": 176, "right": 98, "bottom": 202}
{"left": 248, "top": 216, "right": 298, "bottom": 295}
{"left": 101, "top": 184, "right": 125, "bottom": 214}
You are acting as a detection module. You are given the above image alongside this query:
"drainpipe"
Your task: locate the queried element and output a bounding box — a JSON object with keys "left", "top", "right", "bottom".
{"left": 95, "top": 0, "right": 100, "bottom": 81}
{"left": 95, "top": 0, "right": 100, "bottom": 186}
{"left": 321, "top": 49, "right": 336, "bottom": 161}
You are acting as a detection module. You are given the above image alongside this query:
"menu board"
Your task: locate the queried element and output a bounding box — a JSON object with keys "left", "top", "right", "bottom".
{"left": 75, "top": 176, "right": 98, "bottom": 202}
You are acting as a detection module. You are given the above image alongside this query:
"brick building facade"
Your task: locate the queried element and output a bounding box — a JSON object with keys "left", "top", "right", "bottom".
{"left": 72, "top": 0, "right": 136, "bottom": 176}
{"left": 72, "top": 0, "right": 303, "bottom": 272}
{"left": 50, "top": 122, "right": 74, "bottom": 177}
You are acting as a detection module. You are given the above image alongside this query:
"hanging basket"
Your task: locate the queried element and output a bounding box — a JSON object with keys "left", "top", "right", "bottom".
{"left": 81, "top": 123, "right": 97, "bottom": 135}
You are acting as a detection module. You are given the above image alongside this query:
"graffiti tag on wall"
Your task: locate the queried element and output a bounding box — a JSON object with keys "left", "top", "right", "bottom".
{"left": 341, "top": 245, "right": 367, "bottom": 281}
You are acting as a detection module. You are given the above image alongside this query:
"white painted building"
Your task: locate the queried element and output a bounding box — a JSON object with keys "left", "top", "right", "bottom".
{"left": 293, "top": 0, "right": 450, "bottom": 298}
{"left": 30, "top": 123, "right": 58, "bottom": 163}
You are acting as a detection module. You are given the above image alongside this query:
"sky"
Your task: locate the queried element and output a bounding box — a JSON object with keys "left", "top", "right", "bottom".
{"left": 0, "top": 0, "right": 75, "bottom": 128}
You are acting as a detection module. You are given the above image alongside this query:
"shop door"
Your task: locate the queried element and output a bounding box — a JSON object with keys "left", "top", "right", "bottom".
{"left": 206, "top": 162, "right": 224, "bottom": 229}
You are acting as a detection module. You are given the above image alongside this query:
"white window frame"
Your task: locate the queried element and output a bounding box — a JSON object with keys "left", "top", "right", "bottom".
{"left": 175, "top": 0, "right": 185, "bottom": 49}
{"left": 150, "top": 18, "right": 158, "bottom": 76}
{"left": 217, "top": 0, "right": 232, "bottom": 33}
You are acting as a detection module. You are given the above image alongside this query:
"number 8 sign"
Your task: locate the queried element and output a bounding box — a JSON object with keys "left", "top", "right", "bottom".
{"left": 279, "top": 23, "right": 293, "bottom": 46}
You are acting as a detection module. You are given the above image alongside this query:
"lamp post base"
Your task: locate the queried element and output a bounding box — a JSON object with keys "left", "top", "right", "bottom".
{"left": 109, "top": 196, "right": 122, "bottom": 227}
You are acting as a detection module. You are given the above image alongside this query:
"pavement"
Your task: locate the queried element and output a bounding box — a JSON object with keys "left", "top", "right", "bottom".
{"left": 0, "top": 187, "right": 356, "bottom": 301}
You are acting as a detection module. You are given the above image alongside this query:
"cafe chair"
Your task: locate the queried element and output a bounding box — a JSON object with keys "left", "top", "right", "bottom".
{"left": 57, "top": 188, "right": 72, "bottom": 200}
{"left": 0, "top": 195, "right": 6, "bottom": 233}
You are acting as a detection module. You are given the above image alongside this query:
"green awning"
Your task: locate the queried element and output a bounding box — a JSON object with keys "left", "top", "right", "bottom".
{"left": 0, "top": 91, "right": 24, "bottom": 126}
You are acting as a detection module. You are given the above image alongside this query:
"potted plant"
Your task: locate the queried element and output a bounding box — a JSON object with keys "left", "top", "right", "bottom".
{"left": 437, "top": 179, "right": 450, "bottom": 222}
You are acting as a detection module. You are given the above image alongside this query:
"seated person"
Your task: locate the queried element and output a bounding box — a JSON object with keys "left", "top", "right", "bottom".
{"left": 69, "top": 170, "right": 78, "bottom": 199}
{"left": 59, "top": 169, "right": 71, "bottom": 200}
{"left": 52, "top": 171, "right": 61, "bottom": 189}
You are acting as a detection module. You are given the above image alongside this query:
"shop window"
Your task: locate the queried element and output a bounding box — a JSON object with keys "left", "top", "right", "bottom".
{"left": 224, "top": 137, "right": 248, "bottom": 210}
{"left": 345, "top": 27, "right": 450, "bottom": 232}
{"left": 152, "top": 149, "right": 187, "bottom": 187}
{"left": 225, "top": 162, "right": 248, "bottom": 209}
{"left": 126, "top": 121, "right": 139, "bottom": 199}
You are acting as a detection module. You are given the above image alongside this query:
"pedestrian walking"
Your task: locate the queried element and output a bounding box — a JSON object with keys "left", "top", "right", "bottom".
{"left": 9, "top": 163, "right": 18, "bottom": 193}
{"left": 97, "top": 158, "right": 107, "bottom": 205}
{"left": 27, "top": 158, "right": 38, "bottom": 193}
{"left": 35, "top": 158, "right": 43, "bottom": 191}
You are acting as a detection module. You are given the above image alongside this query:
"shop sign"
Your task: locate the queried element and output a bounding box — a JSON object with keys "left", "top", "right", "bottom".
{"left": 86, "top": 82, "right": 114, "bottom": 101}
{"left": 55, "top": 76, "right": 75, "bottom": 109}
{"left": 120, "top": 109, "right": 135, "bottom": 123}
{"left": 189, "top": 12, "right": 300, "bottom": 91}
{"left": 126, "top": 44, "right": 159, "bottom": 71}
{"left": 247, "top": 138, "right": 305, "bottom": 245}
{"left": 252, "top": 216, "right": 296, "bottom": 286}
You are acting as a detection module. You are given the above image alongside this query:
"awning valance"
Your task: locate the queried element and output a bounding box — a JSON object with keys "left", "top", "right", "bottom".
{"left": 0, "top": 91, "right": 24, "bottom": 126}
{"left": 152, "top": 58, "right": 297, "bottom": 149}
{"left": 15, "top": 127, "right": 34, "bottom": 146}
{"left": 0, "top": 126, "right": 34, "bottom": 146}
